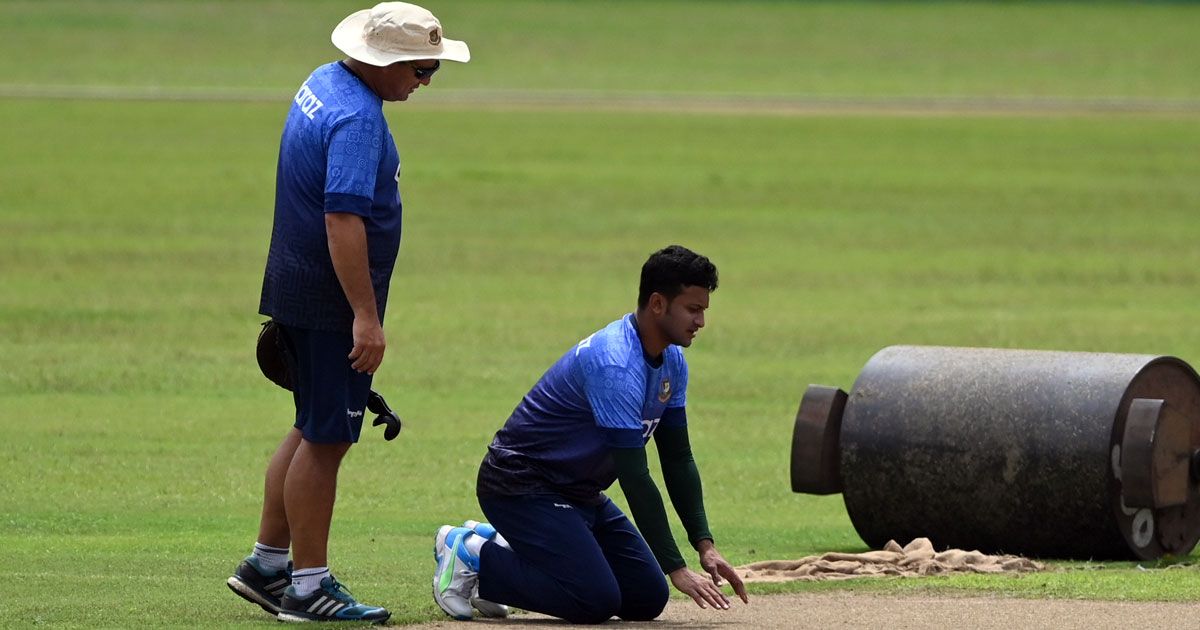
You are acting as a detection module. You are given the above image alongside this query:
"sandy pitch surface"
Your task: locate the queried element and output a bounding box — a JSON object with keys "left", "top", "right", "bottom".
{"left": 403, "top": 592, "right": 1200, "bottom": 629}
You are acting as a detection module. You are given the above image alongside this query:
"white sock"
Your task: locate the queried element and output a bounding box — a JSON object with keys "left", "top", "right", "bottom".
{"left": 464, "top": 533, "right": 485, "bottom": 557}
{"left": 465, "top": 519, "right": 511, "bottom": 550}
{"left": 292, "top": 567, "right": 330, "bottom": 598}
{"left": 252, "top": 542, "right": 290, "bottom": 573}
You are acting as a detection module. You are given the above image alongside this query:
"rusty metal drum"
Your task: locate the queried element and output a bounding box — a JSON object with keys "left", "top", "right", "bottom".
{"left": 791, "top": 345, "right": 1200, "bottom": 560}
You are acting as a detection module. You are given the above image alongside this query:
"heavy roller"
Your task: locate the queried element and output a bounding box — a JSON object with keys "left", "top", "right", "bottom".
{"left": 791, "top": 345, "right": 1200, "bottom": 560}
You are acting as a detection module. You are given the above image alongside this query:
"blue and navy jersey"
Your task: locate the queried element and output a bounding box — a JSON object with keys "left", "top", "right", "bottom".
{"left": 259, "top": 61, "right": 403, "bottom": 332}
{"left": 477, "top": 314, "right": 689, "bottom": 504}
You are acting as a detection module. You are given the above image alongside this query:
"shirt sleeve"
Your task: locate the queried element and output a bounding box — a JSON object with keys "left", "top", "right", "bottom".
{"left": 612, "top": 446, "right": 687, "bottom": 573}
{"left": 654, "top": 425, "right": 712, "bottom": 546}
{"left": 323, "top": 113, "right": 383, "bottom": 216}
{"left": 660, "top": 405, "right": 687, "bottom": 429}
{"left": 582, "top": 361, "right": 648, "bottom": 449}
{"left": 666, "top": 353, "right": 688, "bottom": 409}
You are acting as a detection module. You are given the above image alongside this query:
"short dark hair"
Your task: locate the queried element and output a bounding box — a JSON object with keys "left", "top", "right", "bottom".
{"left": 638, "top": 245, "right": 718, "bottom": 309}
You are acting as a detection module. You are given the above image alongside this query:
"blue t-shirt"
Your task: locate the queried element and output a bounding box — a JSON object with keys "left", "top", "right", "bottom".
{"left": 477, "top": 314, "right": 689, "bottom": 504}
{"left": 259, "top": 62, "right": 403, "bottom": 332}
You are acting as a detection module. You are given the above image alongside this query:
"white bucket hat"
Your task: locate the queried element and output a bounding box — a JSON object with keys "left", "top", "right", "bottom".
{"left": 332, "top": 2, "right": 470, "bottom": 66}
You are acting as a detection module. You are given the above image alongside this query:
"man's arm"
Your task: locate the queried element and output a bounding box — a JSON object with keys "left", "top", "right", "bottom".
{"left": 654, "top": 416, "right": 712, "bottom": 547}
{"left": 612, "top": 447, "right": 733, "bottom": 610}
{"left": 655, "top": 415, "right": 749, "bottom": 604}
{"left": 612, "top": 446, "right": 685, "bottom": 571}
{"left": 325, "top": 212, "right": 385, "bottom": 374}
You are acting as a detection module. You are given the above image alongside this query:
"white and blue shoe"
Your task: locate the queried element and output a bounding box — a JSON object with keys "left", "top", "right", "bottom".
{"left": 433, "top": 526, "right": 479, "bottom": 620}
{"left": 459, "top": 521, "right": 510, "bottom": 618}
{"left": 433, "top": 524, "right": 510, "bottom": 619}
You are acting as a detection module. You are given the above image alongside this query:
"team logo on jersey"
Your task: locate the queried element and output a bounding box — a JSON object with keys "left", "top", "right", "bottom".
{"left": 429, "top": 28, "right": 441, "bottom": 45}
{"left": 658, "top": 378, "right": 671, "bottom": 403}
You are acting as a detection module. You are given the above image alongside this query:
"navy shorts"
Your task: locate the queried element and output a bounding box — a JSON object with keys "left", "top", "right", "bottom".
{"left": 282, "top": 323, "right": 373, "bottom": 444}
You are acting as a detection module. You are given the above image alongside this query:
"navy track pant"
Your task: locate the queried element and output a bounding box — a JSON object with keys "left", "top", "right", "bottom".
{"left": 477, "top": 494, "right": 670, "bottom": 624}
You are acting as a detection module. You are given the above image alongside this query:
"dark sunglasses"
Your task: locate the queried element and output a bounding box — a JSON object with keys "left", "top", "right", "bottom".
{"left": 410, "top": 60, "right": 440, "bottom": 80}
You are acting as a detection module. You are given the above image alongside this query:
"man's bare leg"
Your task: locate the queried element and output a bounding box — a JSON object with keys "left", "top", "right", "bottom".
{"left": 257, "top": 427, "right": 304, "bottom": 548}
{"left": 284, "top": 438, "right": 352, "bottom": 569}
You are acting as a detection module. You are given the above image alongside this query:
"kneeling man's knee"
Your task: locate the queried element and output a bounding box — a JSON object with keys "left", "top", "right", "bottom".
{"left": 565, "top": 582, "right": 622, "bottom": 624}
{"left": 617, "top": 576, "right": 669, "bottom": 621}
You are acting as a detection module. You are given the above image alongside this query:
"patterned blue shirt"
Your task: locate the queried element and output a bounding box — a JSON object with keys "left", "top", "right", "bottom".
{"left": 477, "top": 314, "right": 689, "bottom": 504}
{"left": 259, "top": 62, "right": 402, "bottom": 332}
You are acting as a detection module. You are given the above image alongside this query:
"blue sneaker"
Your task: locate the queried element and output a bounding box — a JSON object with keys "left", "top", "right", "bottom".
{"left": 277, "top": 576, "right": 390, "bottom": 624}
{"left": 226, "top": 556, "right": 291, "bottom": 615}
{"left": 433, "top": 526, "right": 481, "bottom": 620}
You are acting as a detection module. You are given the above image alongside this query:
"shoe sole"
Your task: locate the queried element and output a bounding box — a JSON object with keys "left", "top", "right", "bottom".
{"left": 471, "top": 596, "right": 510, "bottom": 619}
{"left": 277, "top": 611, "right": 391, "bottom": 624}
{"left": 226, "top": 577, "right": 280, "bottom": 615}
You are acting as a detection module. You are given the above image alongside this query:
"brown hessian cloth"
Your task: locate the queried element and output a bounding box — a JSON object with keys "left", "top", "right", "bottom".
{"left": 736, "top": 538, "right": 1044, "bottom": 583}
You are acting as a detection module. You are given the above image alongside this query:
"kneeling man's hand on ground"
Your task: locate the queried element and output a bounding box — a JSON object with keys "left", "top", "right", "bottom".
{"left": 669, "top": 541, "right": 750, "bottom": 610}
{"left": 698, "top": 541, "right": 749, "bottom": 604}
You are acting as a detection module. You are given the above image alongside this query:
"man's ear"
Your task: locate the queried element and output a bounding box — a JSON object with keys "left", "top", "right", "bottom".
{"left": 648, "top": 292, "right": 667, "bottom": 315}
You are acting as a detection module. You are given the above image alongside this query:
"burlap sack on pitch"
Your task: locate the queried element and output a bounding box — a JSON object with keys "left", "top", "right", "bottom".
{"left": 736, "top": 537, "right": 1043, "bottom": 583}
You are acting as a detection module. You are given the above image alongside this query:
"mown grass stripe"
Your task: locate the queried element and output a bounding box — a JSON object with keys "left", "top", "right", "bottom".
{"left": 2, "top": 83, "right": 1199, "bottom": 116}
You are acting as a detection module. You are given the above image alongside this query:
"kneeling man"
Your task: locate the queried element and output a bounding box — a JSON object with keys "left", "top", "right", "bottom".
{"left": 433, "top": 245, "right": 749, "bottom": 623}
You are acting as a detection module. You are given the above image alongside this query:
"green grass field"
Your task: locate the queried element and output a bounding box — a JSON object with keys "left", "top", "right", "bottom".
{"left": 2, "top": 1, "right": 1200, "bottom": 627}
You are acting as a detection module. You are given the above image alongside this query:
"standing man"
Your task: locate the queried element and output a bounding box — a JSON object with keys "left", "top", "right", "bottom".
{"left": 227, "top": 3, "right": 469, "bottom": 623}
{"left": 433, "top": 246, "right": 749, "bottom": 623}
